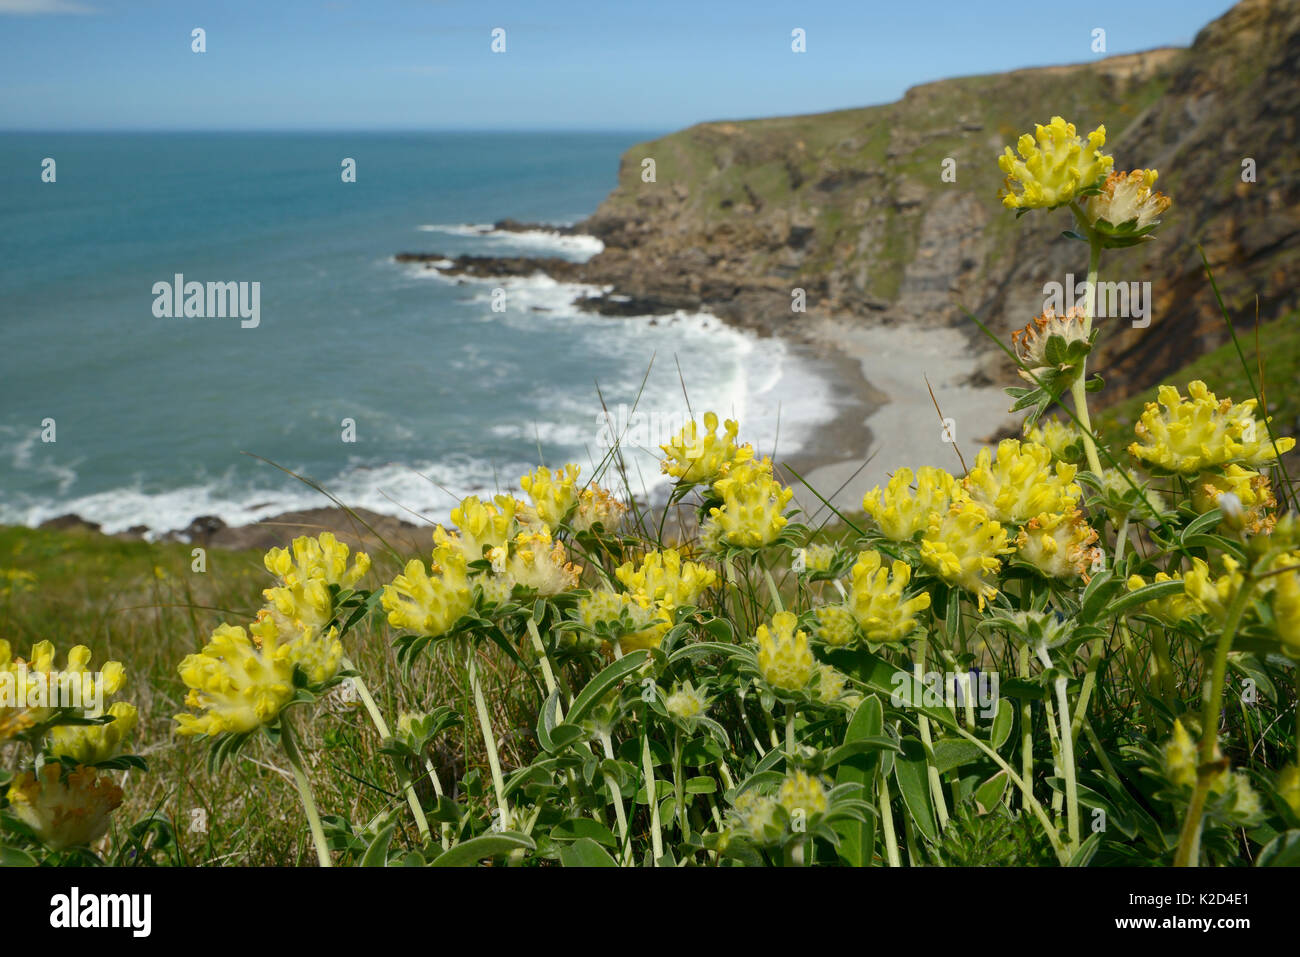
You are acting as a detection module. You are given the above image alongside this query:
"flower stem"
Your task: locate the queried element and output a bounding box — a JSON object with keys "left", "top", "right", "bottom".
{"left": 1066, "top": 219, "right": 1105, "bottom": 477}
{"left": 280, "top": 713, "right": 331, "bottom": 867}
{"left": 641, "top": 729, "right": 664, "bottom": 864}
{"left": 1036, "top": 642, "right": 1080, "bottom": 852}
{"left": 467, "top": 647, "right": 511, "bottom": 831}
{"left": 877, "top": 771, "right": 901, "bottom": 867}
{"left": 1174, "top": 576, "right": 1254, "bottom": 866}
{"left": 342, "top": 658, "right": 432, "bottom": 843}
{"left": 599, "top": 732, "right": 632, "bottom": 865}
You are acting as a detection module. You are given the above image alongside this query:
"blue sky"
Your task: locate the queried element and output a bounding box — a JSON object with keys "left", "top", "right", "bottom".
{"left": 0, "top": 0, "right": 1238, "bottom": 131}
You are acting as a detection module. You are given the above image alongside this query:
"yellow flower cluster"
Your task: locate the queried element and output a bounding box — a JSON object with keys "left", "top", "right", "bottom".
{"left": 264, "top": 531, "right": 370, "bottom": 591}
{"left": 6, "top": 764, "right": 124, "bottom": 851}
{"left": 50, "top": 701, "right": 139, "bottom": 765}
{"left": 382, "top": 547, "right": 474, "bottom": 635}
{"left": 434, "top": 494, "right": 520, "bottom": 562}
{"left": 573, "top": 589, "right": 668, "bottom": 654}
{"left": 1129, "top": 381, "right": 1294, "bottom": 474}
{"left": 615, "top": 548, "right": 717, "bottom": 607}
{"left": 263, "top": 532, "right": 370, "bottom": 633}
{"left": 703, "top": 458, "right": 793, "bottom": 549}
{"left": 998, "top": 116, "right": 1113, "bottom": 210}
{"left": 814, "top": 603, "right": 858, "bottom": 647}
{"left": 1191, "top": 464, "right": 1277, "bottom": 535}
{"left": 0, "top": 640, "right": 127, "bottom": 743}
{"left": 862, "top": 466, "right": 963, "bottom": 541}
{"left": 520, "top": 464, "right": 581, "bottom": 528}
{"left": 1183, "top": 556, "right": 1244, "bottom": 622}
{"left": 1274, "top": 568, "right": 1300, "bottom": 658}
{"left": 920, "top": 501, "right": 1014, "bottom": 608}
{"left": 1015, "top": 508, "right": 1101, "bottom": 581}
{"left": 964, "top": 439, "right": 1081, "bottom": 525}
{"left": 1025, "top": 417, "right": 1083, "bottom": 464}
{"left": 661, "top": 411, "right": 753, "bottom": 484}
{"left": 175, "top": 614, "right": 344, "bottom": 736}
{"left": 778, "top": 770, "right": 829, "bottom": 817}
{"left": 571, "top": 484, "right": 626, "bottom": 533}
{"left": 665, "top": 681, "right": 708, "bottom": 720}
{"left": 847, "top": 550, "right": 931, "bottom": 642}
{"left": 755, "top": 611, "right": 814, "bottom": 692}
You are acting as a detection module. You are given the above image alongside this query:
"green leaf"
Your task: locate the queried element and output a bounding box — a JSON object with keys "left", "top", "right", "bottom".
{"left": 559, "top": 837, "right": 618, "bottom": 867}
{"left": 989, "top": 698, "right": 1014, "bottom": 751}
{"left": 566, "top": 651, "right": 650, "bottom": 726}
{"left": 550, "top": 818, "right": 617, "bottom": 847}
{"left": 930, "top": 739, "right": 984, "bottom": 775}
{"left": 833, "top": 695, "right": 884, "bottom": 868}
{"left": 430, "top": 832, "right": 535, "bottom": 867}
{"left": 360, "top": 820, "right": 396, "bottom": 867}
{"left": 1068, "top": 831, "right": 1102, "bottom": 867}
{"left": 1257, "top": 830, "right": 1300, "bottom": 866}
{"left": 973, "top": 770, "right": 1009, "bottom": 814}
{"left": 1104, "top": 579, "right": 1184, "bottom": 619}
{"left": 893, "top": 738, "right": 938, "bottom": 843}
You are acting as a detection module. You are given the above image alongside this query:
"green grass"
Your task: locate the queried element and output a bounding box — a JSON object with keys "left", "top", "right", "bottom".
{"left": 0, "top": 526, "right": 533, "bottom": 865}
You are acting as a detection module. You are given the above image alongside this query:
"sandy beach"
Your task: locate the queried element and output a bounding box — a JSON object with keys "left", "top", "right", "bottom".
{"left": 788, "top": 316, "right": 1019, "bottom": 524}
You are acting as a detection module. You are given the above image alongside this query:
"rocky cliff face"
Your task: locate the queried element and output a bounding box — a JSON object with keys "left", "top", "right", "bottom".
{"left": 570, "top": 0, "right": 1299, "bottom": 402}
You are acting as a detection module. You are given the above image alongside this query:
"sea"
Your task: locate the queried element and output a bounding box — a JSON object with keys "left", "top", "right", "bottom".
{"left": 0, "top": 131, "right": 837, "bottom": 536}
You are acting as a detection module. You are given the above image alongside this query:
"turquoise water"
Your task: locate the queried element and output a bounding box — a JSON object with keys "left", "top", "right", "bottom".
{"left": 0, "top": 132, "right": 834, "bottom": 534}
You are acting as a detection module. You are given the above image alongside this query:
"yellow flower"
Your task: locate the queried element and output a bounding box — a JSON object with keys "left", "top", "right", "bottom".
{"left": 1183, "top": 556, "right": 1245, "bottom": 621}
{"left": 1163, "top": 719, "right": 1199, "bottom": 789}
{"left": 174, "top": 616, "right": 343, "bottom": 736}
{"left": 573, "top": 588, "right": 669, "bottom": 653}
{"left": 998, "top": 116, "right": 1113, "bottom": 210}
{"left": 1025, "top": 416, "right": 1084, "bottom": 464}
{"left": 263, "top": 575, "right": 335, "bottom": 631}
{"left": 264, "top": 532, "right": 370, "bottom": 589}
{"left": 755, "top": 611, "right": 814, "bottom": 692}
{"left": 571, "top": 484, "right": 626, "bottom": 533}
{"left": 1125, "top": 571, "right": 1197, "bottom": 625}
{"left": 847, "top": 550, "right": 931, "bottom": 642}
{"left": 1191, "top": 464, "right": 1276, "bottom": 535}
{"left": 665, "top": 681, "right": 708, "bottom": 720}
{"left": 1085, "top": 169, "right": 1170, "bottom": 231}
{"left": 1274, "top": 566, "right": 1300, "bottom": 658}
{"left": 801, "top": 543, "right": 837, "bottom": 572}
{"left": 814, "top": 663, "right": 853, "bottom": 706}
{"left": 731, "top": 790, "right": 782, "bottom": 844}
{"left": 6, "top": 764, "right": 123, "bottom": 851}
{"left": 615, "top": 548, "right": 717, "bottom": 607}
{"left": 0, "top": 641, "right": 126, "bottom": 742}
{"left": 1129, "top": 381, "right": 1295, "bottom": 474}
{"left": 814, "top": 604, "right": 858, "bottom": 647}
{"left": 49, "top": 701, "right": 139, "bottom": 764}
{"left": 862, "top": 466, "right": 964, "bottom": 541}
{"left": 778, "top": 770, "right": 829, "bottom": 817}
{"left": 498, "top": 529, "right": 581, "bottom": 595}
{"left": 964, "top": 439, "right": 1081, "bottom": 525}
{"left": 1011, "top": 308, "right": 1089, "bottom": 384}
{"left": 434, "top": 494, "right": 521, "bottom": 562}
{"left": 381, "top": 547, "right": 473, "bottom": 636}
{"left": 703, "top": 458, "right": 793, "bottom": 549}
{"left": 661, "top": 411, "right": 753, "bottom": 484}
{"left": 520, "top": 464, "right": 581, "bottom": 528}
{"left": 1015, "top": 509, "right": 1101, "bottom": 581}
{"left": 920, "top": 501, "right": 1013, "bottom": 608}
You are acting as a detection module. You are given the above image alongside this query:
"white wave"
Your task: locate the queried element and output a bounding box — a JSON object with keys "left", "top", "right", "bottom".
{"left": 414, "top": 223, "right": 604, "bottom": 261}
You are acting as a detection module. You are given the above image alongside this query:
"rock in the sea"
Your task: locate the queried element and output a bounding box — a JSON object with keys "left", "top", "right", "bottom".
{"left": 38, "top": 514, "right": 102, "bottom": 534}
